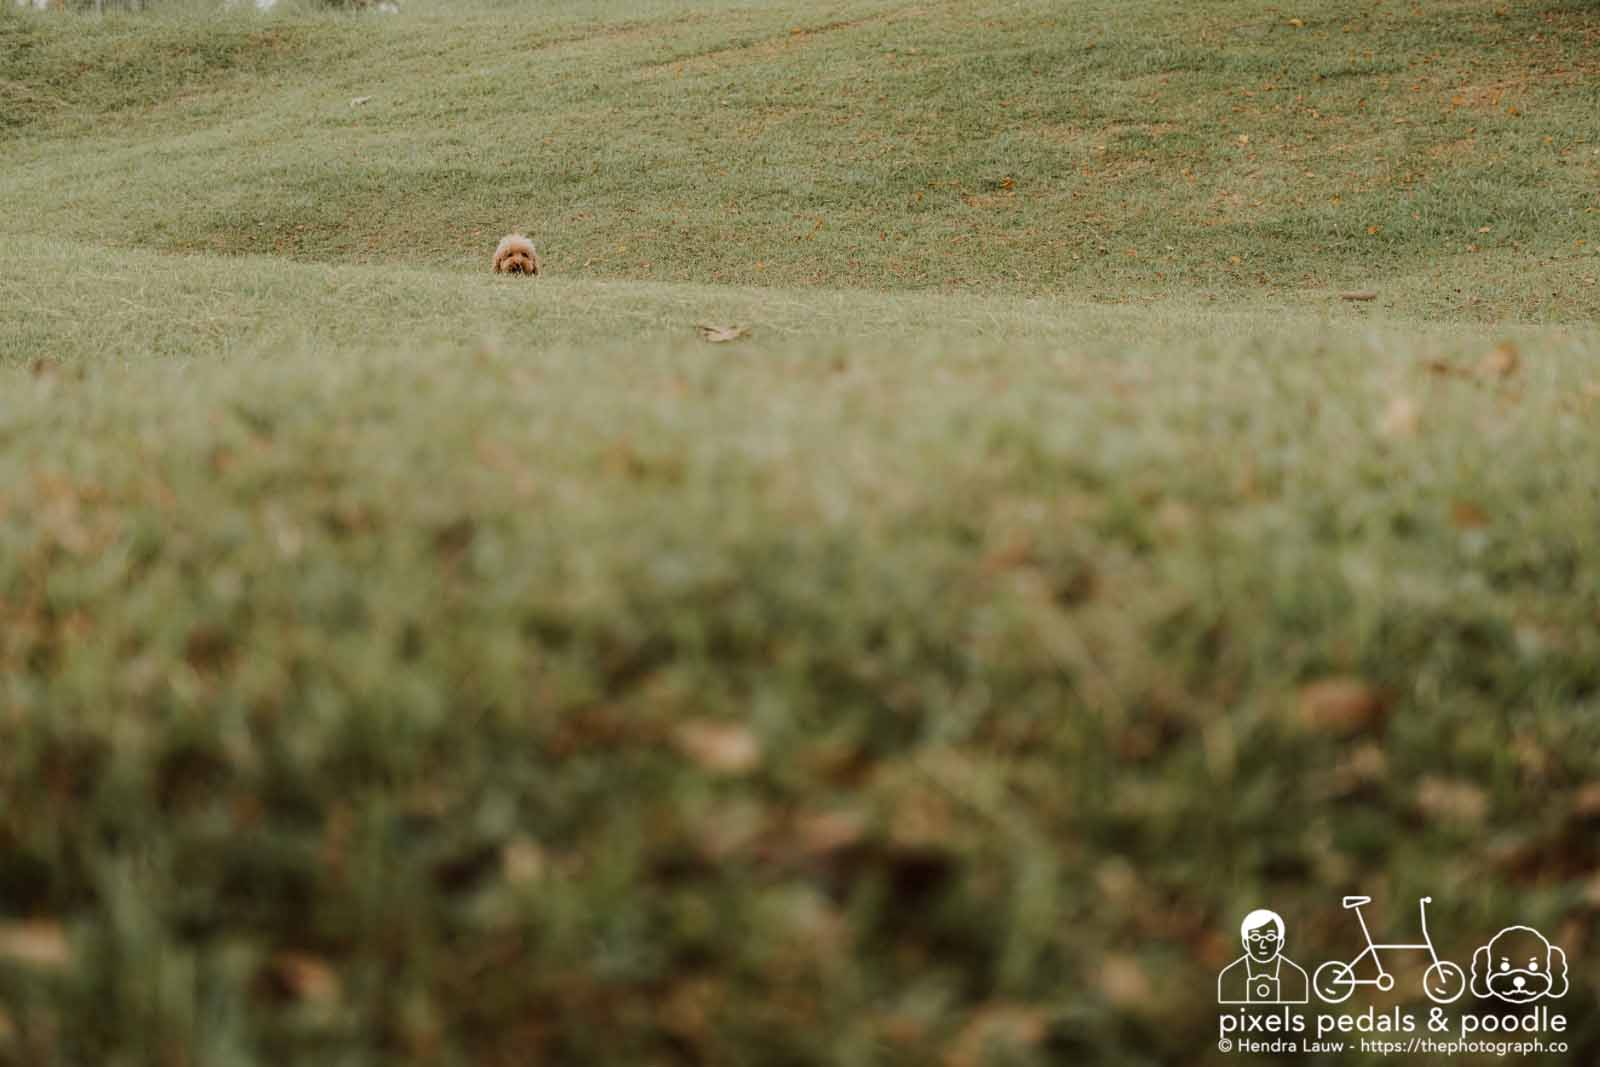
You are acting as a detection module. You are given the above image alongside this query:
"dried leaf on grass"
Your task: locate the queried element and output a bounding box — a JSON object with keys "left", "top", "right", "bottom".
{"left": 1095, "top": 857, "right": 1142, "bottom": 901}
{"left": 1378, "top": 394, "right": 1420, "bottom": 440}
{"left": 1450, "top": 500, "right": 1490, "bottom": 530}
{"left": 1298, "top": 677, "right": 1387, "bottom": 735}
{"left": 1421, "top": 358, "right": 1468, "bottom": 379}
{"left": 1099, "top": 954, "right": 1153, "bottom": 1008}
{"left": 945, "top": 1003, "right": 1049, "bottom": 1067}
{"left": 262, "top": 952, "right": 343, "bottom": 1007}
{"left": 1477, "top": 341, "right": 1521, "bottom": 380}
{"left": 672, "top": 720, "right": 762, "bottom": 775}
{"left": 1415, "top": 777, "right": 1489, "bottom": 824}
{"left": 1339, "top": 290, "right": 1378, "bottom": 302}
{"left": 1570, "top": 782, "right": 1600, "bottom": 820}
{"left": 0, "top": 920, "right": 72, "bottom": 972}
{"left": 1421, "top": 342, "right": 1523, "bottom": 385}
{"left": 1329, "top": 743, "right": 1389, "bottom": 796}
{"left": 792, "top": 809, "right": 869, "bottom": 858}
{"left": 696, "top": 323, "right": 750, "bottom": 343}
{"left": 659, "top": 977, "right": 724, "bottom": 1043}
{"left": 501, "top": 836, "right": 548, "bottom": 885}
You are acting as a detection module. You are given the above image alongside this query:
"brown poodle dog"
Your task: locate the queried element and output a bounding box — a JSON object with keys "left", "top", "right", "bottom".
{"left": 492, "top": 234, "right": 541, "bottom": 276}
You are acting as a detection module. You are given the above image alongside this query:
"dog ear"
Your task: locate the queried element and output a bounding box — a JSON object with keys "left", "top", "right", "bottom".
{"left": 1547, "top": 945, "right": 1567, "bottom": 998}
{"left": 1469, "top": 946, "right": 1491, "bottom": 997}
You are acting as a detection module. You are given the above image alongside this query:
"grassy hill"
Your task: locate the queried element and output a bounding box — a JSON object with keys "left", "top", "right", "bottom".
{"left": 4, "top": 0, "right": 1598, "bottom": 314}
{"left": 1, "top": 1, "right": 1599, "bottom": 1065}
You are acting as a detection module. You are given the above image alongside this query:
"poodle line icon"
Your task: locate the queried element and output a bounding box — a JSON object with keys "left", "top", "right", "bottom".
{"left": 1219, "top": 898, "right": 1572, "bottom": 1007}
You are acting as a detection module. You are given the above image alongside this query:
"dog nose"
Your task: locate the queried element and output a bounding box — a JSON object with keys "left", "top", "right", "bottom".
{"left": 1513, "top": 976, "right": 1526, "bottom": 989}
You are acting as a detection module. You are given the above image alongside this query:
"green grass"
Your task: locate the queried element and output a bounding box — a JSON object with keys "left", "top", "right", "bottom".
{"left": 2, "top": 1, "right": 1600, "bottom": 1065}
{"left": 4, "top": 0, "right": 1598, "bottom": 313}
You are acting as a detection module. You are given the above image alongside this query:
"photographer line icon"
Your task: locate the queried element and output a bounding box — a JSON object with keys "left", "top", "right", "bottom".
{"left": 1313, "top": 895, "right": 1466, "bottom": 1004}
{"left": 1218, "top": 909, "right": 1309, "bottom": 1004}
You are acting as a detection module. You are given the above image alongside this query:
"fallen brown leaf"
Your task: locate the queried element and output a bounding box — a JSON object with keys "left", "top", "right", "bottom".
{"left": 1511, "top": 735, "right": 1552, "bottom": 780}
{"left": 979, "top": 531, "right": 1034, "bottom": 574}
{"left": 1449, "top": 500, "right": 1489, "bottom": 530}
{"left": 945, "top": 1004, "right": 1049, "bottom": 1067}
{"left": 1378, "top": 394, "right": 1420, "bottom": 439}
{"left": 887, "top": 785, "right": 953, "bottom": 849}
{"left": 265, "top": 952, "right": 343, "bottom": 1006}
{"left": 1095, "top": 858, "right": 1141, "bottom": 901}
{"left": 0, "top": 920, "right": 72, "bottom": 972}
{"left": 672, "top": 720, "right": 762, "bottom": 775}
{"left": 1477, "top": 341, "right": 1521, "bottom": 380}
{"left": 1571, "top": 782, "right": 1600, "bottom": 820}
{"left": 1099, "top": 954, "right": 1153, "bottom": 1008}
{"left": 1298, "top": 677, "right": 1387, "bottom": 736}
{"left": 1421, "top": 358, "right": 1470, "bottom": 380}
{"left": 1339, "top": 290, "right": 1378, "bottom": 302}
{"left": 874, "top": 1012, "right": 926, "bottom": 1048}
{"left": 1154, "top": 499, "right": 1194, "bottom": 537}
{"left": 793, "top": 809, "right": 869, "bottom": 858}
{"left": 1330, "top": 743, "right": 1389, "bottom": 795}
{"left": 1416, "top": 777, "right": 1489, "bottom": 824}
{"left": 501, "top": 836, "right": 548, "bottom": 885}
{"left": 660, "top": 977, "right": 725, "bottom": 1045}
{"left": 696, "top": 323, "right": 750, "bottom": 343}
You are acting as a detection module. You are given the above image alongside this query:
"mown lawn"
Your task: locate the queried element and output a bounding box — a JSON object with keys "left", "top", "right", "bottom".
{"left": 3, "top": 0, "right": 1598, "bottom": 314}
{"left": 1, "top": 1, "right": 1598, "bottom": 1065}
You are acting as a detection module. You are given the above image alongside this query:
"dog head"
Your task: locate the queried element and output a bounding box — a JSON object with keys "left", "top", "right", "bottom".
{"left": 1470, "top": 926, "right": 1567, "bottom": 1003}
{"left": 493, "top": 234, "right": 541, "bottom": 276}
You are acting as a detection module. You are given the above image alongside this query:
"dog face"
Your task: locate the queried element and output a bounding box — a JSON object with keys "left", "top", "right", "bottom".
{"left": 496, "top": 249, "right": 538, "bottom": 275}
{"left": 492, "top": 235, "right": 541, "bottom": 276}
{"left": 1470, "top": 926, "right": 1567, "bottom": 1003}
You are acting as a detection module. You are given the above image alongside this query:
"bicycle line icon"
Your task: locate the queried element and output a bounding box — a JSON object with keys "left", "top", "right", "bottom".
{"left": 1313, "top": 895, "right": 1466, "bottom": 1004}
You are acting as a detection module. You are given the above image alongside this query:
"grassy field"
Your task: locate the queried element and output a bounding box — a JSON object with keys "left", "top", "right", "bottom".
{"left": 2, "top": 1, "right": 1599, "bottom": 1065}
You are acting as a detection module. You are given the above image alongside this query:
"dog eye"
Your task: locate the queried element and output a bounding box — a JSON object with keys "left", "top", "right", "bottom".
{"left": 1528, "top": 959, "right": 1539, "bottom": 972}
{"left": 1499, "top": 960, "right": 1510, "bottom": 971}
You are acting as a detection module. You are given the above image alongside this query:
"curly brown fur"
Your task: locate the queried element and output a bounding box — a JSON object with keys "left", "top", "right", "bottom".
{"left": 492, "top": 234, "right": 541, "bottom": 276}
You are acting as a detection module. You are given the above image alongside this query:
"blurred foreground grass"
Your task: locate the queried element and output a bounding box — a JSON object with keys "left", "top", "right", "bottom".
{"left": 3, "top": 277, "right": 1599, "bottom": 1062}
